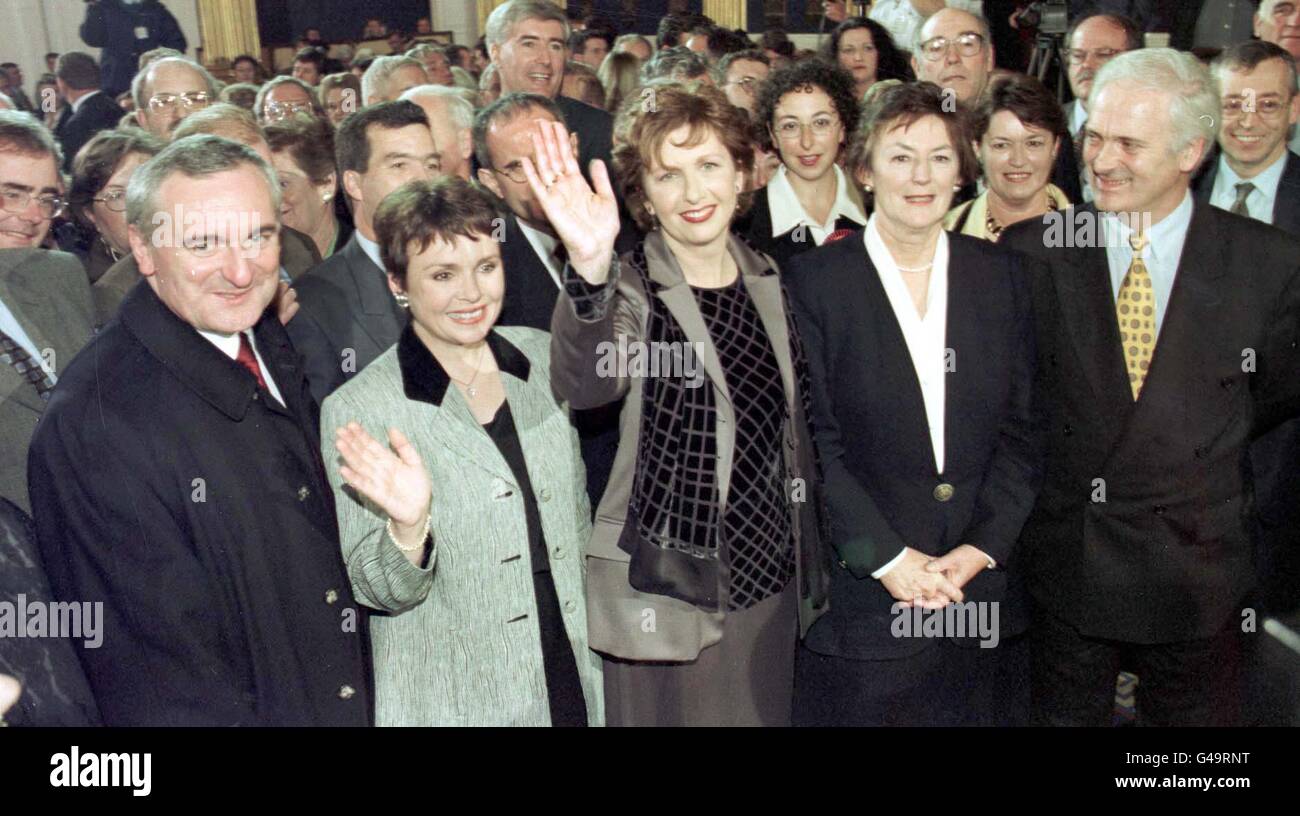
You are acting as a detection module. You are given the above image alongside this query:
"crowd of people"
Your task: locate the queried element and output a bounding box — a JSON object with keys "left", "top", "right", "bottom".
{"left": 1, "top": 0, "right": 1299, "bottom": 728}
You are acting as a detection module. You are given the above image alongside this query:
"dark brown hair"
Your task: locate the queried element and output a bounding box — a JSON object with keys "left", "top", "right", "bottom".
{"left": 374, "top": 177, "right": 502, "bottom": 286}
{"left": 847, "top": 81, "right": 979, "bottom": 186}
{"left": 968, "top": 73, "right": 1068, "bottom": 145}
{"left": 612, "top": 80, "right": 754, "bottom": 232}
{"left": 68, "top": 129, "right": 164, "bottom": 228}
{"left": 265, "top": 114, "right": 337, "bottom": 184}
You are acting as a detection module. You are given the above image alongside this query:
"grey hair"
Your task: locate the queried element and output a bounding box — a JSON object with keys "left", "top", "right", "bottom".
{"left": 131, "top": 56, "right": 218, "bottom": 111}
{"left": 405, "top": 43, "right": 444, "bottom": 61}
{"left": 1210, "top": 40, "right": 1299, "bottom": 96}
{"left": 253, "top": 76, "right": 325, "bottom": 121}
{"left": 484, "top": 0, "right": 570, "bottom": 50}
{"left": 915, "top": 9, "right": 993, "bottom": 54}
{"left": 0, "top": 109, "right": 63, "bottom": 167}
{"left": 400, "top": 84, "right": 476, "bottom": 130}
{"left": 126, "top": 134, "right": 281, "bottom": 232}
{"left": 1090, "top": 47, "right": 1219, "bottom": 170}
{"left": 362, "top": 55, "right": 427, "bottom": 104}
{"left": 640, "top": 47, "right": 710, "bottom": 83}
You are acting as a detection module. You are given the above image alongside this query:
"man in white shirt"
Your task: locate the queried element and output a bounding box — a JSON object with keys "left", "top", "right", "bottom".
{"left": 1198, "top": 41, "right": 1300, "bottom": 233}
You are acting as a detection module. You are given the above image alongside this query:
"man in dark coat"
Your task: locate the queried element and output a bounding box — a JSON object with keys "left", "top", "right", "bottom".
{"left": 79, "top": 0, "right": 188, "bottom": 97}
{"left": 28, "top": 134, "right": 372, "bottom": 726}
{"left": 53, "top": 52, "right": 127, "bottom": 172}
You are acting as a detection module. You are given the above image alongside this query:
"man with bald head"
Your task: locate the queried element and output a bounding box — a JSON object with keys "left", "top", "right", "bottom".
{"left": 1064, "top": 14, "right": 1142, "bottom": 200}
{"left": 132, "top": 56, "right": 217, "bottom": 138}
{"left": 911, "top": 7, "right": 994, "bottom": 105}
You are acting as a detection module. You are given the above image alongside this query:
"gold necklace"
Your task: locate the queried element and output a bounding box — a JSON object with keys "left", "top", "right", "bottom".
{"left": 986, "top": 191, "right": 1059, "bottom": 240}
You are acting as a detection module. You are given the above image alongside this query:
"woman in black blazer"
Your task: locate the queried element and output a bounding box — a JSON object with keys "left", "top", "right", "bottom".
{"left": 737, "top": 61, "right": 867, "bottom": 270}
{"left": 785, "top": 83, "right": 1045, "bottom": 726}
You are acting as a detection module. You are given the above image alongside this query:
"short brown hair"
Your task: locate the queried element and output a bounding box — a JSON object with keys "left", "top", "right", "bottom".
{"left": 612, "top": 80, "right": 754, "bottom": 232}
{"left": 264, "top": 114, "right": 337, "bottom": 184}
{"left": 968, "top": 73, "right": 1068, "bottom": 145}
{"left": 847, "top": 81, "right": 978, "bottom": 186}
{"left": 68, "top": 129, "right": 164, "bottom": 228}
{"left": 373, "top": 177, "right": 502, "bottom": 286}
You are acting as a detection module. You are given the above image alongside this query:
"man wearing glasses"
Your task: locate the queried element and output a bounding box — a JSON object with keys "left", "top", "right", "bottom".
{"left": 716, "top": 50, "right": 771, "bottom": 119}
{"left": 1064, "top": 14, "right": 1142, "bottom": 201}
{"left": 131, "top": 56, "right": 216, "bottom": 138}
{"left": 911, "top": 7, "right": 995, "bottom": 106}
{"left": 0, "top": 111, "right": 94, "bottom": 512}
{"left": 1255, "top": 0, "right": 1300, "bottom": 155}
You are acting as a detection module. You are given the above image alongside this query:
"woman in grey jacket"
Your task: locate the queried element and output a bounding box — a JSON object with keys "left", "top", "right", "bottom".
{"left": 321, "top": 177, "right": 603, "bottom": 726}
{"left": 526, "top": 83, "right": 831, "bottom": 726}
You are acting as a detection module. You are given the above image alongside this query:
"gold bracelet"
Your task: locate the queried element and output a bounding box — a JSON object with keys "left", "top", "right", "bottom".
{"left": 387, "top": 514, "right": 431, "bottom": 552}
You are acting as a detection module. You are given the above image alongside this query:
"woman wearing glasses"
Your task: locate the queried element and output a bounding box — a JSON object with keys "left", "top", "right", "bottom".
{"left": 785, "top": 82, "right": 1043, "bottom": 726}
{"left": 737, "top": 61, "right": 867, "bottom": 270}
{"left": 254, "top": 77, "right": 326, "bottom": 125}
{"left": 264, "top": 115, "right": 353, "bottom": 259}
{"left": 822, "top": 17, "right": 914, "bottom": 102}
{"left": 944, "top": 74, "right": 1071, "bottom": 242}
{"left": 67, "top": 130, "right": 163, "bottom": 289}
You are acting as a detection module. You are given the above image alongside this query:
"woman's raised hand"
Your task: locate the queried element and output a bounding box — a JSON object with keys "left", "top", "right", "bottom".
{"left": 520, "top": 118, "right": 620, "bottom": 285}
{"left": 335, "top": 423, "right": 431, "bottom": 532}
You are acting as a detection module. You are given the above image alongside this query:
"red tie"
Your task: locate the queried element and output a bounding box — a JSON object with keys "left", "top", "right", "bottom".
{"left": 236, "top": 332, "right": 268, "bottom": 391}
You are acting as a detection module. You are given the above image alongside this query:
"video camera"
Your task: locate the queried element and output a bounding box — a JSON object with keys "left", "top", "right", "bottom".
{"left": 1013, "top": 0, "right": 1070, "bottom": 37}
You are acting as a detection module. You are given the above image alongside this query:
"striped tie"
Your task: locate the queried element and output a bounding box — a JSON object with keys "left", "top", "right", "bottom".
{"left": 1116, "top": 231, "right": 1156, "bottom": 400}
{"left": 0, "top": 327, "right": 56, "bottom": 401}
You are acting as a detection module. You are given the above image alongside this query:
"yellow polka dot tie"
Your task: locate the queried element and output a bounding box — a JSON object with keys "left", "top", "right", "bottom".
{"left": 1117, "top": 231, "right": 1156, "bottom": 400}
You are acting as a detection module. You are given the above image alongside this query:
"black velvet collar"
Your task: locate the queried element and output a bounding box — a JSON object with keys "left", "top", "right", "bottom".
{"left": 396, "top": 321, "right": 531, "bottom": 406}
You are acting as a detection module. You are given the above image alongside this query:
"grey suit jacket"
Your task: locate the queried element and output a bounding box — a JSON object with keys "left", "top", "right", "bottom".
{"left": 320, "top": 324, "right": 603, "bottom": 726}
{"left": 90, "top": 224, "right": 322, "bottom": 328}
{"left": 0, "top": 249, "right": 93, "bottom": 512}
{"left": 288, "top": 234, "right": 405, "bottom": 404}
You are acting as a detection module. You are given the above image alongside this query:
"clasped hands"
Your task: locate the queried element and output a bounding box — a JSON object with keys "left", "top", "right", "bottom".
{"left": 879, "top": 544, "right": 991, "bottom": 609}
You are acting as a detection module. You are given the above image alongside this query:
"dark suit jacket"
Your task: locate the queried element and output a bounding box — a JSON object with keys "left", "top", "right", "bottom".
{"left": 0, "top": 249, "right": 94, "bottom": 514}
{"left": 55, "top": 91, "right": 124, "bottom": 172}
{"left": 0, "top": 497, "right": 100, "bottom": 725}
{"left": 1193, "top": 149, "right": 1300, "bottom": 238}
{"left": 494, "top": 211, "right": 621, "bottom": 511}
{"left": 1002, "top": 201, "right": 1300, "bottom": 643}
{"left": 554, "top": 95, "right": 613, "bottom": 177}
{"left": 786, "top": 231, "right": 1043, "bottom": 659}
{"left": 79, "top": 0, "right": 187, "bottom": 97}
{"left": 735, "top": 186, "right": 867, "bottom": 272}
{"left": 287, "top": 233, "right": 406, "bottom": 404}
{"left": 91, "top": 224, "right": 321, "bottom": 328}
{"left": 27, "top": 282, "right": 373, "bottom": 726}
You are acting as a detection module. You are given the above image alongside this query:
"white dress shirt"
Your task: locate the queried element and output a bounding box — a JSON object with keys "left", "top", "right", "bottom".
{"left": 1068, "top": 99, "right": 1087, "bottom": 139}
{"left": 198, "top": 328, "right": 286, "bottom": 406}
{"left": 864, "top": 215, "right": 950, "bottom": 579}
{"left": 766, "top": 164, "right": 867, "bottom": 247}
{"left": 1210, "top": 151, "right": 1287, "bottom": 225}
{"left": 1102, "top": 190, "right": 1193, "bottom": 339}
{"left": 0, "top": 295, "right": 56, "bottom": 382}
{"left": 516, "top": 219, "right": 564, "bottom": 289}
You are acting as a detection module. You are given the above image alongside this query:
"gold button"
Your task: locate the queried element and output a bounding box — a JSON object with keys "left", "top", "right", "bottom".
{"left": 337, "top": 684, "right": 355, "bottom": 700}
{"left": 933, "top": 483, "right": 954, "bottom": 502}
{"left": 324, "top": 589, "right": 339, "bottom": 605}
{"left": 297, "top": 485, "right": 310, "bottom": 501}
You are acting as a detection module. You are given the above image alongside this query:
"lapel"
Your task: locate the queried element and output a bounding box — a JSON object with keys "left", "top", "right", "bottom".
{"left": 500, "top": 213, "right": 560, "bottom": 330}
{"left": 1048, "top": 205, "right": 1135, "bottom": 423}
{"left": 252, "top": 314, "right": 310, "bottom": 421}
{"left": 339, "top": 234, "right": 405, "bottom": 351}
{"left": 641, "top": 230, "right": 733, "bottom": 407}
{"left": 0, "top": 250, "right": 58, "bottom": 357}
{"left": 854, "top": 239, "right": 940, "bottom": 474}
{"left": 1273, "top": 151, "right": 1300, "bottom": 236}
{"left": 733, "top": 238, "right": 798, "bottom": 415}
{"left": 1125, "top": 201, "right": 1229, "bottom": 417}
{"left": 942, "top": 238, "right": 983, "bottom": 475}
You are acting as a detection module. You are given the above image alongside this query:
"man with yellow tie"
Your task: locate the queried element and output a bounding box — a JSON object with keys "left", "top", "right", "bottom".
{"left": 1002, "top": 48, "right": 1300, "bottom": 726}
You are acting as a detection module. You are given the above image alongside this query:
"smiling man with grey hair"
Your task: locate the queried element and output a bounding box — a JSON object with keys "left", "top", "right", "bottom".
{"left": 1001, "top": 48, "right": 1300, "bottom": 726}
{"left": 486, "top": 0, "right": 612, "bottom": 176}
{"left": 28, "top": 133, "right": 374, "bottom": 726}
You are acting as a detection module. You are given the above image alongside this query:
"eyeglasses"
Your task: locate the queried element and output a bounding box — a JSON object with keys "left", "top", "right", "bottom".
{"left": 774, "top": 115, "right": 841, "bottom": 141}
{"left": 725, "top": 76, "right": 762, "bottom": 93}
{"left": 0, "top": 185, "right": 65, "bottom": 219}
{"left": 918, "top": 33, "right": 985, "bottom": 61}
{"left": 1067, "top": 48, "right": 1121, "bottom": 65}
{"left": 264, "top": 100, "right": 315, "bottom": 122}
{"left": 1221, "top": 96, "right": 1292, "bottom": 119}
{"left": 92, "top": 188, "right": 127, "bottom": 212}
{"left": 493, "top": 162, "right": 529, "bottom": 184}
{"left": 147, "top": 91, "right": 211, "bottom": 112}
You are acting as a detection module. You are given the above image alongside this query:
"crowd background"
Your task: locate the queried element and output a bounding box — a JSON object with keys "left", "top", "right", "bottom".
{"left": 1, "top": 0, "right": 1299, "bottom": 728}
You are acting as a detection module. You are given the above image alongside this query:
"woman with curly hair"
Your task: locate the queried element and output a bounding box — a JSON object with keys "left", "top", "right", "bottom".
{"left": 822, "top": 16, "right": 914, "bottom": 102}
{"left": 738, "top": 60, "right": 867, "bottom": 269}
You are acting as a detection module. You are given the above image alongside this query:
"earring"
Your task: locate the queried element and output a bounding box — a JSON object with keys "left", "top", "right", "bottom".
{"left": 393, "top": 291, "right": 409, "bottom": 308}
{"left": 864, "top": 184, "right": 873, "bottom": 193}
{"left": 953, "top": 184, "right": 962, "bottom": 192}
{"left": 323, "top": 193, "right": 333, "bottom": 202}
